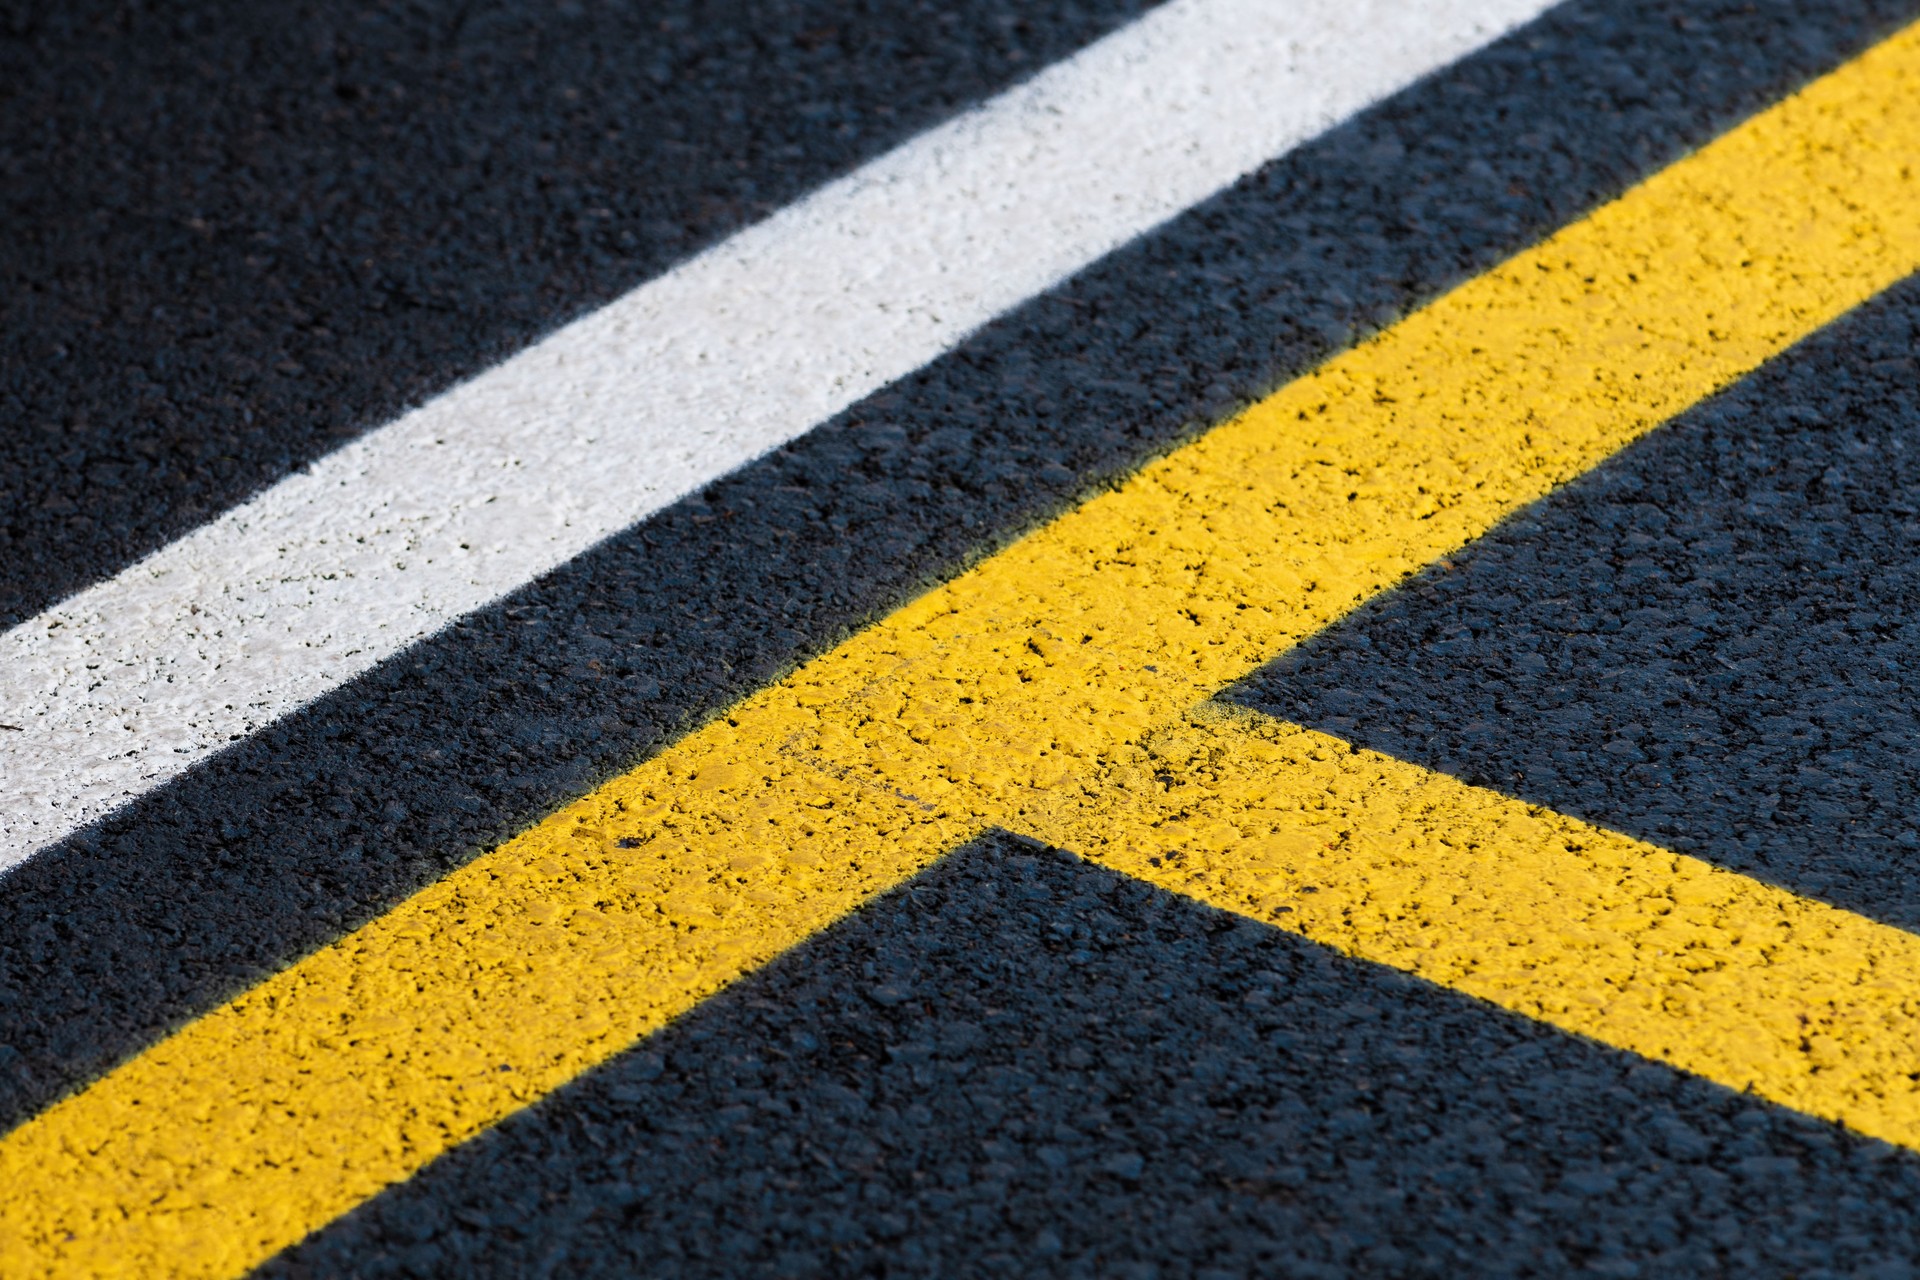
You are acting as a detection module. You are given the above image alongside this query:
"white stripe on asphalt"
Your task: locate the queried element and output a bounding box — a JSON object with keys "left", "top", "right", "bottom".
{"left": 0, "top": 0, "right": 1554, "bottom": 871}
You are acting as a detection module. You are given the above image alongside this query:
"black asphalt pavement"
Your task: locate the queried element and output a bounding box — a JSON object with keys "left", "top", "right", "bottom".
{"left": 270, "top": 838, "right": 1920, "bottom": 1280}
{"left": 1240, "top": 272, "right": 1920, "bottom": 931}
{"left": 0, "top": 0, "right": 1151, "bottom": 626}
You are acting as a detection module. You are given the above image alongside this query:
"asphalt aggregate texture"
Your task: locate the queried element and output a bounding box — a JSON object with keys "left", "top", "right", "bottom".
{"left": 266, "top": 838, "right": 1920, "bottom": 1280}
{"left": 0, "top": 0, "right": 1153, "bottom": 626}
{"left": 9, "top": 0, "right": 1920, "bottom": 1274}
{"left": 1236, "top": 272, "right": 1920, "bottom": 933}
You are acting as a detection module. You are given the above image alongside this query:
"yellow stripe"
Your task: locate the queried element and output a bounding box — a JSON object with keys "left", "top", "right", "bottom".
{"left": 7, "top": 22, "right": 1920, "bottom": 1278}
{"left": 1025, "top": 704, "right": 1920, "bottom": 1145}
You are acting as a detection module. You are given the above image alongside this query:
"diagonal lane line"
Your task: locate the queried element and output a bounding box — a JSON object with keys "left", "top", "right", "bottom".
{"left": 0, "top": 0, "right": 1161, "bottom": 628}
{"left": 6, "top": 20, "right": 1920, "bottom": 1276}
{"left": 0, "top": 0, "right": 1554, "bottom": 873}
{"left": 1024, "top": 703, "right": 1920, "bottom": 1149}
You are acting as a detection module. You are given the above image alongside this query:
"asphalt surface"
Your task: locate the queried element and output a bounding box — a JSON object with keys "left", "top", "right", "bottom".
{"left": 267, "top": 838, "right": 1920, "bottom": 1280}
{"left": 8, "top": 0, "right": 1920, "bottom": 1275}
{"left": 1238, "top": 272, "right": 1920, "bottom": 931}
{"left": 0, "top": 0, "right": 1152, "bottom": 626}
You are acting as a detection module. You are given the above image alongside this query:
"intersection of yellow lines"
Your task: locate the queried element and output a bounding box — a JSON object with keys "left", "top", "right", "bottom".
{"left": 8, "top": 20, "right": 1920, "bottom": 1280}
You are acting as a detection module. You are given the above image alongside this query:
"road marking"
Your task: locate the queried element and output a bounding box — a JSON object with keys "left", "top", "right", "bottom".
{"left": 1030, "top": 704, "right": 1920, "bottom": 1147}
{"left": 0, "top": 0, "right": 1555, "bottom": 873}
{"left": 6, "top": 19, "right": 1920, "bottom": 1279}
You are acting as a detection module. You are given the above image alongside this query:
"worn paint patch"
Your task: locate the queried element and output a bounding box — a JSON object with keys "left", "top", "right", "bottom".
{"left": 6, "top": 18, "right": 1920, "bottom": 1279}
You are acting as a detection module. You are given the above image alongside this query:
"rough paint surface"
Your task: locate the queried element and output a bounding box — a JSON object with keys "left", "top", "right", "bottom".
{"left": 1238, "top": 269, "right": 1920, "bottom": 930}
{"left": 11, "top": 1, "right": 1920, "bottom": 1276}
{"left": 271, "top": 839, "right": 1920, "bottom": 1280}
{"left": 0, "top": 0, "right": 1162, "bottom": 627}
{"left": 6, "top": 23, "right": 1920, "bottom": 1275}
{"left": 3, "top": 0, "right": 1901, "bottom": 1143}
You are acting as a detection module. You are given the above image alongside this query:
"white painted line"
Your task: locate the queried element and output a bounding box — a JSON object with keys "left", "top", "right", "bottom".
{"left": 0, "top": 0, "right": 1554, "bottom": 871}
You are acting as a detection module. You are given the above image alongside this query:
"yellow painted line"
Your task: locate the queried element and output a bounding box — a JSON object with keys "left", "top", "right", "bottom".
{"left": 1025, "top": 704, "right": 1920, "bottom": 1145}
{"left": 6, "top": 22, "right": 1920, "bottom": 1278}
